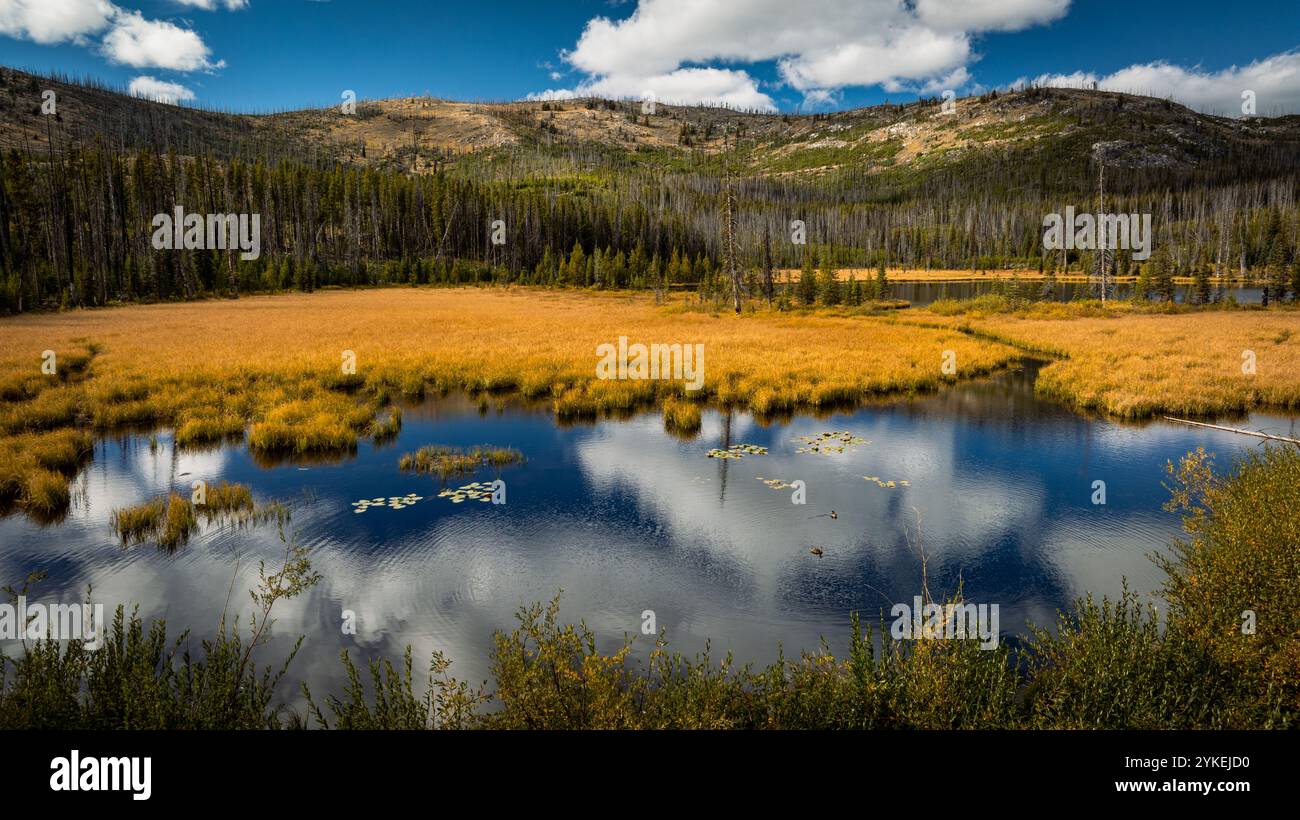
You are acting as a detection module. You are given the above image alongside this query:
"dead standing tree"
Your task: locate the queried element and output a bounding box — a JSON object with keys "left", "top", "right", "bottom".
{"left": 722, "top": 173, "right": 743, "bottom": 313}
{"left": 1094, "top": 159, "right": 1112, "bottom": 302}
{"left": 761, "top": 222, "right": 775, "bottom": 307}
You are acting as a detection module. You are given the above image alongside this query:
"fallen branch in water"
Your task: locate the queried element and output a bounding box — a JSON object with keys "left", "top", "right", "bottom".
{"left": 1163, "top": 417, "right": 1300, "bottom": 444}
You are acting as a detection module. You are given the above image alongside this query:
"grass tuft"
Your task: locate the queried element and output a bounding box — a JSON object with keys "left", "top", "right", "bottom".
{"left": 662, "top": 395, "right": 701, "bottom": 436}
{"left": 398, "top": 444, "right": 524, "bottom": 477}
{"left": 112, "top": 482, "right": 257, "bottom": 549}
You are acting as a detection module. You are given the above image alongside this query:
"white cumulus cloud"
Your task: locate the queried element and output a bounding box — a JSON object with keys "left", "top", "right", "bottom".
{"left": 1026, "top": 50, "right": 1300, "bottom": 115}
{"left": 535, "top": 0, "right": 1072, "bottom": 109}
{"left": 0, "top": 0, "right": 116, "bottom": 44}
{"left": 101, "top": 10, "right": 224, "bottom": 71}
{"left": 0, "top": 0, "right": 225, "bottom": 76}
{"left": 530, "top": 66, "right": 775, "bottom": 111}
{"left": 128, "top": 74, "right": 196, "bottom": 104}
{"left": 914, "top": 0, "right": 1071, "bottom": 33}
{"left": 172, "top": 0, "right": 249, "bottom": 10}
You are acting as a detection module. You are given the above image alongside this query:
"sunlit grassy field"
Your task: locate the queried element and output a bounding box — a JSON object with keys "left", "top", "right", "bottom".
{"left": 0, "top": 287, "right": 1017, "bottom": 518}
{"left": 3, "top": 286, "right": 1297, "bottom": 519}
{"left": 900, "top": 299, "right": 1300, "bottom": 418}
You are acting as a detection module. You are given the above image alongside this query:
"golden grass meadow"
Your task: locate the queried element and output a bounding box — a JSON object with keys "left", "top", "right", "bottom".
{"left": 1, "top": 285, "right": 1298, "bottom": 520}
{"left": 897, "top": 298, "right": 1300, "bottom": 418}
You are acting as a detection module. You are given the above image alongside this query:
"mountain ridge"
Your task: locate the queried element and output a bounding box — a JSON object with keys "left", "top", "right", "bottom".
{"left": 5, "top": 65, "right": 1300, "bottom": 190}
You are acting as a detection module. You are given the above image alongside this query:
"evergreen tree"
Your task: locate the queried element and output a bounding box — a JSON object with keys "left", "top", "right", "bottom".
{"left": 565, "top": 241, "right": 585, "bottom": 287}
{"left": 628, "top": 243, "right": 647, "bottom": 289}
{"left": 1192, "top": 264, "right": 1211, "bottom": 305}
{"left": 1153, "top": 251, "right": 1175, "bottom": 302}
{"left": 818, "top": 254, "right": 841, "bottom": 305}
{"left": 796, "top": 251, "right": 818, "bottom": 305}
{"left": 1266, "top": 239, "right": 1289, "bottom": 303}
{"left": 1133, "top": 262, "right": 1152, "bottom": 302}
{"left": 536, "top": 245, "right": 555, "bottom": 284}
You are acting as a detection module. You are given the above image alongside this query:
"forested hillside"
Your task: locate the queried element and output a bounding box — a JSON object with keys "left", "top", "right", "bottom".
{"left": 2, "top": 65, "right": 1299, "bottom": 312}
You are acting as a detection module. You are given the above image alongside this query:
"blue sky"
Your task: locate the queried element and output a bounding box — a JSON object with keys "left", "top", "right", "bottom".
{"left": 2, "top": 0, "right": 1299, "bottom": 115}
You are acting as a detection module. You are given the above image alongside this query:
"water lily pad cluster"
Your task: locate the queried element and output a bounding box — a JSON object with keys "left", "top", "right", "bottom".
{"left": 756, "top": 476, "right": 795, "bottom": 490}
{"left": 438, "top": 482, "right": 497, "bottom": 503}
{"left": 352, "top": 493, "right": 423, "bottom": 513}
{"left": 863, "top": 476, "right": 910, "bottom": 489}
{"left": 795, "top": 432, "right": 871, "bottom": 455}
{"left": 706, "top": 444, "right": 768, "bottom": 459}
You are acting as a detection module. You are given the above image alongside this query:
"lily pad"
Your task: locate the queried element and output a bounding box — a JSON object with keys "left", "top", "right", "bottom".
{"left": 795, "top": 431, "right": 871, "bottom": 455}
{"left": 707, "top": 443, "right": 768, "bottom": 459}
{"left": 863, "top": 476, "right": 910, "bottom": 489}
{"left": 438, "top": 482, "right": 498, "bottom": 504}
{"left": 350, "top": 492, "right": 424, "bottom": 513}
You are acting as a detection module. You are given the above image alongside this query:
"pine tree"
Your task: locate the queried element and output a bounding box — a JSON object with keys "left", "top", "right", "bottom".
{"left": 797, "top": 251, "right": 817, "bottom": 305}
{"left": 668, "top": 248, "right": 682, "bottom": 288}
{"left": 1133, "top": 262, "right": 1152, "bottom": 302}
{"left": 628, "top": 243, "right": 647, "bottom": 289}
{"left": 566, "top": 240, "right": 585, "bottom": 287}
{"left": 649, "top": 252, "right": 664, "bottom": 303}
{"left": 1192, "top": 265, "right": 1211, "bottom": 305}
{"left": 611, "top": 250, "right": 627, "bottom": 289}
{"left": 535, "top": 245, "right": 555, "bottom": 284}
{"left": 1266, "top": 239, "right": 1289, "bottom": 303}
{"left": 818, "top": 254, "right": 840, "bottom": 305}
{"left": 1152, "top": 250, "right": 1175, "bottom": 302}
{"left": 874, "top": 260, "right": 888, "bottom": 302}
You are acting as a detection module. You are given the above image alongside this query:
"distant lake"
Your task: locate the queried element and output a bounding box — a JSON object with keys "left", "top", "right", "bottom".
{"left": 2, "top": 361, "right": 1295, "bottom": 701}
{"left": 888, "top": 279, "right": 1264, "bottom": 307}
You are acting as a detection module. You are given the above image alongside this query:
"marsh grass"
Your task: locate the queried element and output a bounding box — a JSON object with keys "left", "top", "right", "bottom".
{"left": 904, "top": 301, "right": 1300, "bottom": 418}
{"left": 30, "top": 429, "right": 94, "bottom": 475}
{"left": 247, "top": 397, "right": 375, "bottom": 456}
{"left": 19, "top": 469, "right": 71, "bottom": 521}
{"left": 1, "top": 290, "right": 1294, "bottom": 525}
{"left": 203, "top": 481, "right": 255, "bottom": 515}
{"left": 176, "top": 412, "right": 246, "bottom": 447}
{"left": 368, "top": 406, "right": 402, "bottom": 443}
{"left": 0, "top": 342, "right": 97, "bottom": 404}
{"left": 0, "top": 290, "right": 1020, "bottom": 520}
{"left": 111, "top": 482, "right": 261, "bottom": 549}
{"left": 146, "top": 493, "right": 194, "bottom": 549}
{"left": 111, "top": 495, "right": 167, "bottom": 543}
{"left": 0, "top": 374, "right": 42, "bottom": 402}
{"left": 662, "top": 395, "right": 702, "bottom": 436}
{"left": 0, "top": 429, "right": 92, "bottom": 519}
{"left": 399, "top": 444, "right": 525, "bottom": 477}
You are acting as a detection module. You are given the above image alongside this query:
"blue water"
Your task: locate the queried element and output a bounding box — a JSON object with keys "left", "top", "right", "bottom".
{"left": 1, "top": 361, "right": 1295, "bottom": 699}
{"left": 890, "top": 280, "right": 1263, "bottom": 307}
